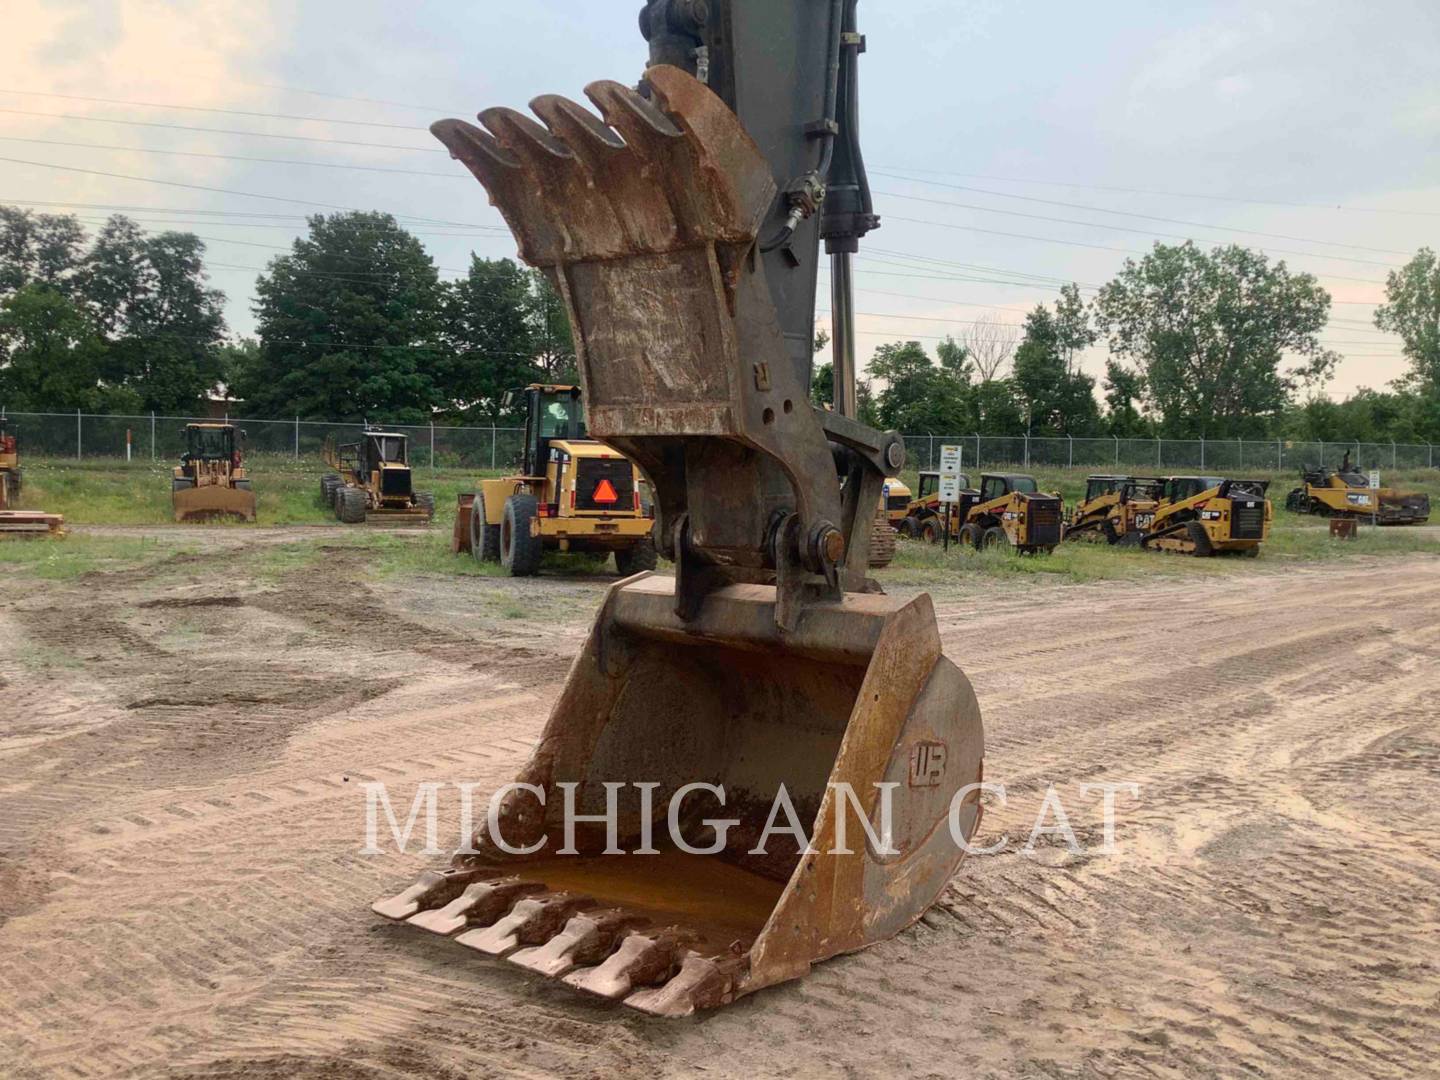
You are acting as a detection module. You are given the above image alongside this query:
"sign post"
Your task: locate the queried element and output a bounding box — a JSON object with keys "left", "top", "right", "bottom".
{"left": 939, "top": 444, "right": 962, "bottom": 552}
{"left": 1369, "top": 469, "right": 1380, "bottom": 529}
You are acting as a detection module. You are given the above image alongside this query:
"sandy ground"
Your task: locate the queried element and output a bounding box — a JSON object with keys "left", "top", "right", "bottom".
{"left": 2, "top": 531, "right": 1438, "bottom": 1078}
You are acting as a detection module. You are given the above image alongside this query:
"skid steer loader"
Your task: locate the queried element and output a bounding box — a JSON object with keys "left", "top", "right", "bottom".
{"left": 454, "top": 384, "right": 657, "bottom": 575}
{"left": 1285, "top": 452, "right": 1429, "bottom": 525}
{"left": 172, "top": 423, "right": 256, "bottom": 523}
{"left": 376, "top": 3, "right": 984, "bottom": 1017}
{"left": 1064, "top": 475, "right": 1162, "bottom": 545}
{"left": 899, "top": 469, "right": 977, "bottom": 543}
{"left": 956, "top": 473, "right": 1063, "bottom": 554}
{"left": 1142, "top": 475, "right": 1271, "bottom": 556}
{"left": 322, "top": 429, "right": 434, "bottom": 526}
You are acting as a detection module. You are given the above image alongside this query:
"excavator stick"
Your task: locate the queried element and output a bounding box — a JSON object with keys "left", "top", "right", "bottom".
{"left": 377, "top": 65, "right": 983, "bottom": 1013}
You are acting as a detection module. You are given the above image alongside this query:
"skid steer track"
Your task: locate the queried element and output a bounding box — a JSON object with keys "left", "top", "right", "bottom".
{"left": 376, "top": 66, "right": 984, "bottom": 1016}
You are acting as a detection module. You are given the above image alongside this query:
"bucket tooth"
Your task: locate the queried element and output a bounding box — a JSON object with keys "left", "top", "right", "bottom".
{"left": 625, "top": 953, "right": 742, "bottom": 1018}
{"left": 407, "top": 877, "right": 544, "bottom": 936}
{"left": 371, "top": 866, "right": 494, "bottom": 921}
{"left": 507, "top": 908, "right": 651, "bottom": 978}
{"left": 563, "top": 929, "right": 692, "bottom": 1000}
{"left": 454, "top": 892, "right": 597, "bottom": 957}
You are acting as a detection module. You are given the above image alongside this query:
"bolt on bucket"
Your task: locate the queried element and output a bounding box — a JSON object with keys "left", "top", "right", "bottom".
{"left": 376, "top": 573, "right": 983, "bottom": 1015}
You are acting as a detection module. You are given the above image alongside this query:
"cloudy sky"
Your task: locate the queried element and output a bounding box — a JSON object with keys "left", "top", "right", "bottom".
{"left": 3, "top": 0, "right": 1436, "bottom": 400}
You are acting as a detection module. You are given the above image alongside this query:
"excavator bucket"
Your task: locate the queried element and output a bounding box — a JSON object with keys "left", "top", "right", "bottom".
{"left": 173, "top": 485, "right": 257, "bottom": 523}
{"left": 376, "top": 65, "right": 984, "bottom": 1014}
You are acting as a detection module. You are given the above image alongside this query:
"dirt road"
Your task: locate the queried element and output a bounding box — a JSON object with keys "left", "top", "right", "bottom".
{"left": 2, "top": 538, "right": 1438, "bottom": 1078}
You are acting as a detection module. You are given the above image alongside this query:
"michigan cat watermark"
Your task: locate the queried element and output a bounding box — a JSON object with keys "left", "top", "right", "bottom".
{"left": 357, "top": 780, "right": 1140, "bottom": 858}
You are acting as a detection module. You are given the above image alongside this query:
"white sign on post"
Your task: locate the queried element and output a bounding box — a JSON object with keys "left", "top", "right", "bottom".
{"left": 1369, "top": 470, "right": 1381, "bottom": 490}
{"left": 939, "top": 474, "right": 962, "bottom": 503}
{"left": 939, "top": 444, "right": 962, "bottom": 478}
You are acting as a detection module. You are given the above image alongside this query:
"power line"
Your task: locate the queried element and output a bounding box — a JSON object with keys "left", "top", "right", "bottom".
{"left": 0, "top": 87, "right": 429, "bottom": 132}
{"left": 234, "top": 79, "right": 457, "bottom": 116}
{"left": 873, "top": 164, "right": 1440, "bottom": 219}
{"left": 0, "top": 135, "right": 465, "bottom": 178}
{"left": 875, "top": 186, "right": 1411, "bottom": 266}
{"left": 0, "top": 156, "right": 489, "bottom": 230}
{"left": 0, "top": 107, "right": 444, "bottom": 153}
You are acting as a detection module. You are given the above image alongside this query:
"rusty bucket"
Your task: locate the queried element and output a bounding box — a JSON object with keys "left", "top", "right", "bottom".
{"left": 376, "top": 573, "right": 983, "bottom": 1015}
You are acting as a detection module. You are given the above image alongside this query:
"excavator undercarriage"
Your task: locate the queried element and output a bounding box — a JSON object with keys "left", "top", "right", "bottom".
{"left": 376, "top": 5, "right": 984, "bottom": 1015}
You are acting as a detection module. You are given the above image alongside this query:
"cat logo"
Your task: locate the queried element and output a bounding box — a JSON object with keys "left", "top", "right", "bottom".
{"left": 908, "top": 741, "right": 947, "bottom": 787}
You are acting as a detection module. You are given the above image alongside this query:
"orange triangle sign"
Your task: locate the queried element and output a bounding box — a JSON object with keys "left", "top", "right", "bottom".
{"left": 592, "top": 477, "right": 619, "bottom": 504}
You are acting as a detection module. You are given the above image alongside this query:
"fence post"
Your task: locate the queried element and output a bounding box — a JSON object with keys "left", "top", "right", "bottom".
{"left": 975, "top": 434, "right": 981, "bottom": 469}
{"left": 1114, "top": 434, "right": 1119, "bottom": 466}
{"left": 1319, "top": 439, "right": 1325, "bottom": 467}
{"left": 1430, "top": 443, "right": 1434, "bottom": 469}
{"left": 1278, "top": 438, "right": 1283, "bottom": 470}
{"left": 491, "top": 427, "right": 497, "bottom": 470}
{"left": 1237, "top": 437, "right": 1242, "bottom": 469}
{"left": 1067, "top": 434, "right": 1073, "bottom": 468}
{"left": 76, "top": 408, "right": 82, "bottom": 460}
{"left": 1024, "top": 433, "right": 1030, "bottom": 468}
{"left": 150, "top": 411, "right": 156, "bottom": 460}
{"left": 1155, "top": 436, "right": 1161, "bottom": 468}
{"left": 1392, "top": 441, "right": 1397, "bottom": 469}
{"left": 430, "top": 422, "right": 436, "bottom": 472}
{"left": 928, "top": 435, "right": 935, "bottom": 471}
{"left": 1199, "top": 435, "right": 1205, "bottom": 469}
{"left": 294, "top": 417, "right": 300, "bottom": 460}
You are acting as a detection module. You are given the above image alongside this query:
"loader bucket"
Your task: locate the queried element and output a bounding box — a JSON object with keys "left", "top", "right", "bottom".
{"left": 453, "top": 493, "right": 475, "bottom": 554}
{"left": 172, "top": 485, "right": 257, "bottom": 523}
{"left": 376, "top": 574, "right": 983, "bottom": 1015}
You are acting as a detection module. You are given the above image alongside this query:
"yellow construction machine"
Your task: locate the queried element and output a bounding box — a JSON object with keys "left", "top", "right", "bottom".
{"left": 322, "top": 428, "right": 434, "bottom": 525}
{"left": 1285, "top": 452, "right": 1429, "bottom": 525}
{"left": 880, "top": 476, "right": 912, "bottom": 528}
{"left": 454, "top": 384, "right": 656, "bottom": 575}
{"left": 1064, "top": 474, "right": 1162, "bottom": 545}
{"left": 0, "top": 423, "right": 65, "bottom": 537}
{"left": 1142, "top": 475, "right": 1270, "bottom": 556}
{"left": 956, "top": 472, "right": 1063, "bottom": 553}
{"left": 376, "top": 14, "right": 984, "bottom": 1018}
{"left": 898, "top": 469, "right": 977, "bottom": 542}
{"left": 172, "top": 423, "right": 256, "bottom": 523}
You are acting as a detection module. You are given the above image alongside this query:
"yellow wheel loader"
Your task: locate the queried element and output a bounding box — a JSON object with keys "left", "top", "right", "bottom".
{"left": 454, "top": 384, "right": 657, "bottom": 576}
{"left": 0, "top": 423, "right": 65, "bottom": 537}
{"left": 1064, "top": 474, "right": 1163, "bottom": 545}
{"left": 322, "top": 429, "right": 434, "bottom": 526}
{"left": 956, "top": 473, "right": 1063, "bottom": 554}
{"left": 376, "top": 20, "right": 984, "bottom": 1018}
{"left": 898, "top": 470, "right": 977, "bottom": 543}
{"left": 171, "top": 423, "right": 256, "bottom": 523}
{"left": 1142, "top": 475, "right": 1271, "bottom": 556}
{"left": 880, "top": 476, "right": 912, "bottom": 528}
{"left": 1285, "top": 452, "right": 1429, "bottom": 525}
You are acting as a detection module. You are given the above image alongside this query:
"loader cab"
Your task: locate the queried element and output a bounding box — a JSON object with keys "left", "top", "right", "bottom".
{"left": 182, "top": 423, "right": 239, "bottom": 464}
{"left": 363, "top": 430, "right": 409, "bottom": 471}
{"left": 513, "top": 384, "right": 587, "bottom": 477}
{"left": 979, "top": 473, "right": 1038, "bottom": 504}
{"left": 1121, "top": 476, "right": 1165, "bottom": 504}
{"left": 1083, "top": 475, "right": 1128, "bottom": 504}
{"left": 1162, "top": 476, "right": 1224, "bottom": 505}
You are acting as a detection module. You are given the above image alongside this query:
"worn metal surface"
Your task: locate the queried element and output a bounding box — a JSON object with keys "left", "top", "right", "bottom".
{"left": 375, "top": 574, "right": 984, "bottom": 1015}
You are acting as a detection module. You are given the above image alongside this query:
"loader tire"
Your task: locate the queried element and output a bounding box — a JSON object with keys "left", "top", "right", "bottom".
{"left": 414, "top": 491, "right": 435, "bottom": 520}
{"left": 338, "top": 486, "right": 367, "bottom": 524}
{"left": 615, "top": 537, "right": 659, "bottom": 576}
{"left": 981, "top": 525, "right": 1008, "bottom": 550}
{"left": 471, "top": 494, "right": 501, "bottom": 563}
{"left": 899, "top": 515, "right": 921, "bottom": 539}
{"left": 959, "top": 522, "right": 983, "bottom": 548}
{"left": 501, "top": 493, "right": 543, "bottom": 576}
{"left": 321, "top": 475, "right": 340, "bottom": 504}
{"left": 920, "top": 517, "right": 941, "bottom": 544}
{"left": 1284, "top": 487, "right": 1307, "bottom": 514}
{"left": 1186, "top": 520, "right": 1214, "bottom": 556}
{"left": 1241, "top": 544, "right": 1261, "bottom": 558}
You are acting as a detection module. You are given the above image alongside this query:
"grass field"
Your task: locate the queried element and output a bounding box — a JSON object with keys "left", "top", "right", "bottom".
{"left": 2, "top": 455, "right": 1434, "bottom": 585}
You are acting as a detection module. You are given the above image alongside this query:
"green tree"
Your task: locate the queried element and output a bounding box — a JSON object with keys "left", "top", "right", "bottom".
{"left": 240, "top": 212, "right": 444, "bottom": 421}
{"left": 1, "top": 206, "right": 86, "bottom": 296}
{"left": 438, "top": 256, "right": 541, "bottom": 424}
{"left": 1011, "top": 294, "right": 1101, "bottom": 435}
{"left": 1374, "top": 247, "right": 1440, "bottom": 395}
{"left": 529, "top": 271, "right": 576, "bottom": 384}
{"left": 1102, "top": 360, "right": 1148, "bottom": 437}
{"left": 869, "top": 340, "right": 973, "bottom": 433}
{"left": 0, "top": 284, "right": 136, "bottom": 411}
{"left": 1094, "top": 242, "right": 1337, "bottom": 438}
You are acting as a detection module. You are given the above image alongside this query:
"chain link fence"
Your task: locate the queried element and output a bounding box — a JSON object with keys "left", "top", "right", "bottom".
{"left": 901, "top": 433, "right": 1436, "bottom": 474}
{"left": 3, "top": 410, "right": 1435, "bottom": 475}
{"left": 0, "top": 409, "right": 527, "bottom": 471}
